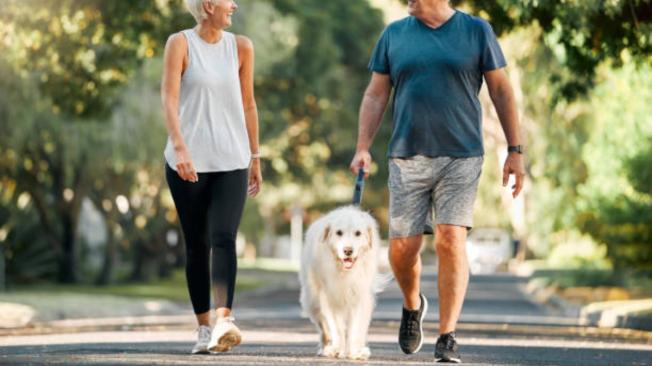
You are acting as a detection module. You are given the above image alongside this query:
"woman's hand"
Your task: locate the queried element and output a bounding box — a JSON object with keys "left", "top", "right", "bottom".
{"left": 248, "top": 159, "right": 262, "bottom": 197}
{"left": 175, "top": 146, "right": 198, "bottom": 182}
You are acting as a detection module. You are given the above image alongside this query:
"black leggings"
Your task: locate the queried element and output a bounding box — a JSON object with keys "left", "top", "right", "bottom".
{"left": 166, "top": 164, "right": 248, "bottom": 314}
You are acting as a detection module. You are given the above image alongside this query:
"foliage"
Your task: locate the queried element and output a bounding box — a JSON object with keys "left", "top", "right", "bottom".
{"left": 0, "top": 52, "right": 181, "bottom": 284}
{"left": 570, "top": 62, "right": 652, "bottom": 271}
{"left": 2, "top": 0, "right": 651, "bottom": 286}
{"left": 0, "top": 58, "right": 93, "bottom": 283}
{"left": 399, "top": 0, "right": 652, "bottom": 99}
{"left": 0, "top": 0, "right": 387, "bottom": 284}
{"left": 0, "top": 0, "right": 190, "bottom": 119}
{"left": 230, "top": 0, "right": 389, "bottom": 228}
{"left": 578, "top": 143, "right": 652, "bottom": 270}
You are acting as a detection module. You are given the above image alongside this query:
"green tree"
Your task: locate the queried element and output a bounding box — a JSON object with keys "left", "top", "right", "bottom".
{"left": 230, "top": 0, "right": 389, "bottom": 232}
{"left": 0, "top": 0, "right": 189, "bottom": 119}
{"left": 573, "top": 63, "right": 652, "bottom": 271}
{"left": 579, "top": 144, "right": 652, "bottom": 270}
{"left": 0, "top": 59, "right": 96, "bottom": 283}
{"left": 398, "top": 0, "right": 652, "bottom": 99}
{"left": 0, "top": 1, "right": 190, "bottom": 283}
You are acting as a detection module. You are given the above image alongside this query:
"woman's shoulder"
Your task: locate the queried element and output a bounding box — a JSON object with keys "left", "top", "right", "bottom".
{"left": 166, "top": 30, "right": 191, "bottom": 48}
{"left": 228, "top": 33, "right": 253, "bottom": 51}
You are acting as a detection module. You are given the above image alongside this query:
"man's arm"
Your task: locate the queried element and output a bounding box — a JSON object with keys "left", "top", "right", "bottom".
{"left": 484, "top": 68, "right": 525, "bottom": 198}
{"left": 349, "top": 72, "right": 392, "bottom": 176}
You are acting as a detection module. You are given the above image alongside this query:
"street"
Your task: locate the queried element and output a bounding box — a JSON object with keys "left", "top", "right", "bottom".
{"left": 1, "top": 271, "right": 650, "bottom": 365}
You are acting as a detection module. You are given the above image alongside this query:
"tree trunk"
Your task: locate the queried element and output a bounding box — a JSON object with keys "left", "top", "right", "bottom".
{"left": 58, "top": 212, "right": 78, "bottom": 283}
{"left": 129, "top": 239, "right": 147, "bottom": 282}
{"left": 96, "top": 219, "right": 116, "bottom": 285}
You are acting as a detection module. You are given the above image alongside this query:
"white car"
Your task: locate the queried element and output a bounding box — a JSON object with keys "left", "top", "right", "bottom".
{"left": 466, "top": 228, "right": 512, "bottom": 274}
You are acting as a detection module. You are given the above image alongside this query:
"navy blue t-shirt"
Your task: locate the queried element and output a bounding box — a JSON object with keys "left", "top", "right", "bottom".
{"left": 368, "top": 11, "right": 506, "bottom": 158}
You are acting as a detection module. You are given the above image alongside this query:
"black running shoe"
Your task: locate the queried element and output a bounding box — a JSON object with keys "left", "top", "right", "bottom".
{"left": 398, "top": 293, "right": 428, "bottom": 354}
{"left": 435, "top": 332, "right": 461, "bottom": 363}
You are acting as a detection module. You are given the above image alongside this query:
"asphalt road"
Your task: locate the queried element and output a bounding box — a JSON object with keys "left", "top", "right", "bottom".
{"left": 1, "top": 271, "right": 650, "bottom": 365}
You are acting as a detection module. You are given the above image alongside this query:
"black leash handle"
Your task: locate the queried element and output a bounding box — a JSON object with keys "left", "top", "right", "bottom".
{"left": 352, "top": 168, "right": 365, "bottom": 206}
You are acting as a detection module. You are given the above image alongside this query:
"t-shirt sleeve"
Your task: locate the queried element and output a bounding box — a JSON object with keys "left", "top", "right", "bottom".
{"left": 479, "top": 20, "right": 506, "bottom": 72}
{"left": 368, "top": 27, "right": 390, "bottom": 74}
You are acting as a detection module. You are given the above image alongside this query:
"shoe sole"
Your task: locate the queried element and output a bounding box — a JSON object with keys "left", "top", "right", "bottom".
{"left": 209, "top": 331, "right": 242, "bottom": 353}
{"left": 191, "top": 348, "right": 210, "bottom": 355}
{"left": 400, "top": 293, "right": 429, "bottom": 354}
{"left": 435, "top": 356, "right": 461, "bottom": 363}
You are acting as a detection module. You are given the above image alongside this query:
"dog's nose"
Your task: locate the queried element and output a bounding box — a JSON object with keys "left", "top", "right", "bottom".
{"left": 343, "top": 247, "right": 353, "bottom": 257}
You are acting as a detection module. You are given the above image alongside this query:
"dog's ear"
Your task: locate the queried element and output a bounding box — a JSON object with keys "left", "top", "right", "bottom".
{"left": 367, "top": 227, "right": 374, "bottom": 248}
{"left": 322, "top": 225, "right": 330, "bottom": 242}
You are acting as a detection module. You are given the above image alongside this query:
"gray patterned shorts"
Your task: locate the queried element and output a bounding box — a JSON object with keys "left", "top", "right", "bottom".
{"left": 388, "top": 155, "right": 483, "bottom": 238}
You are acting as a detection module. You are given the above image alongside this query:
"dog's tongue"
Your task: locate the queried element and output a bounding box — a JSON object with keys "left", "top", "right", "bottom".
{"left": 343, "top": 258, "right": 354, "bottom": 269}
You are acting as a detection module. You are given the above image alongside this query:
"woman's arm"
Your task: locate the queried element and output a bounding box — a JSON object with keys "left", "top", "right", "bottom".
{"left": 161, "top": 33, "right": 197, "bottom": 182}
{"left": 236, "top": 35, "right": 262, "bottom": 196}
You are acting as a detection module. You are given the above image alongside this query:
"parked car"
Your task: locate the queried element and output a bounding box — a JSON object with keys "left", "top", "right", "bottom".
{"left": 466, "top": 228, "right": 512, "bottom": 274}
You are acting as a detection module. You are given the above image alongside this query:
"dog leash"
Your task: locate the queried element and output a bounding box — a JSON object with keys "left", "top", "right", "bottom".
{"left": 352, "top": 168, "right": 365, "bottom": 206}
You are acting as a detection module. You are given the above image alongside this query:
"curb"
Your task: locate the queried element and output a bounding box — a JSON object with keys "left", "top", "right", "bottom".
{"left": 581, "top": 299, "right": 652, "bottom": 330}
{"left": 523, "top": 278, "right": 582, "bottom": 319}
{"left": 4, "top": 315, "right": 652, "bottom": 344}
{"left": 0, "top": 278, "right": 303, "bottom": 338}
{"left": 524, "top": 278, "right": 652, "bottom": 332}
{"left": 0, "top": 314, "right": 195, "bottom": 337}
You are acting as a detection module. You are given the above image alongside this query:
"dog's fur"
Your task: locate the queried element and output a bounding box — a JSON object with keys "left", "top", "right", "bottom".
{"left": 299, "top": 205, "right": 381, "bottom": 360}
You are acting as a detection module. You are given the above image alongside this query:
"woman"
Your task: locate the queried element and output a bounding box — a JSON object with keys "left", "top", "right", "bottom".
{"left": 161, "top": 0, "right": 262, "bottom": 354}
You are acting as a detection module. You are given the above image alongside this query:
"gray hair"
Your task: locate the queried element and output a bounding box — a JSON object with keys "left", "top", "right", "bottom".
{"left": 185, "top": 0, "right": 217, "bottom": 24}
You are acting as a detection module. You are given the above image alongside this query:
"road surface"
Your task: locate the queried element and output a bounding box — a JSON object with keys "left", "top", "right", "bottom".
{"left": 1, "top": 271, "right": 650, "bottom": 365}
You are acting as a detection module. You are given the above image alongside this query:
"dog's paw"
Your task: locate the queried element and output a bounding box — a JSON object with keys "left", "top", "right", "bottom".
{"left": 348, "top": 347, "right": 371, "bottom": 360}
{"left": 318, "top": 344, "right": 344, "bottom": 358}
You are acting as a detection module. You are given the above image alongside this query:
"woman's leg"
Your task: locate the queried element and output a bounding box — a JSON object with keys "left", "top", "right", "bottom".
{"left": 165, "top": 164, "right": 212, "bottom": 326}
{"left": 207, "top": 168, "right": 249, "bottom": 319}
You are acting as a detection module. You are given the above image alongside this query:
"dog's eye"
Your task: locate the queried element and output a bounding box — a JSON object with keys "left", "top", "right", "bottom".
{"left": 336, "top": 230, "right": 343, "bottom": 236}
{"left": 354, "top": 230, "right": 361, "bottom": 237}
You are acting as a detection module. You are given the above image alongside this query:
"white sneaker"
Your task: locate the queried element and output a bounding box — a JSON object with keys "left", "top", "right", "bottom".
{"left": 191, "top": 325, "right": 212, "bottom": 354}
{"left": 208, "top": 316, "right": 242, "bottom": 353}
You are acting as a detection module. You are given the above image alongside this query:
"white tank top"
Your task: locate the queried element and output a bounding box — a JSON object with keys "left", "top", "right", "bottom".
{"left": 164, "top": 29, "right": 251, "bottom": 172}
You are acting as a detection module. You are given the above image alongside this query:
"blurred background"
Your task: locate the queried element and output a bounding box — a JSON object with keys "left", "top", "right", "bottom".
{"left": 0, "top": 0, "right": 650, "bottom": 326}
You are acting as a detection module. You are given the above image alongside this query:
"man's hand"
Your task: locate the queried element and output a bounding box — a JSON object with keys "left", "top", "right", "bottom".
{"left": 349, "top": 150, "right": 372, "bottom": 178}
{"left": 502, "top": 153, "right": 525, "bottom": 198}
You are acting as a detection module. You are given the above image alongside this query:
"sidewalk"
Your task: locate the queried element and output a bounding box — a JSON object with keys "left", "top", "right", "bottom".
{"left": 524, "top": 275, "right": 652, "bottom": 332}
{"left": 0, "top": 267, "right": 299, "bottom": 335}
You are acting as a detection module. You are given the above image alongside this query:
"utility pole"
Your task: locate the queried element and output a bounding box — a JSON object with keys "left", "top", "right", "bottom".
{"left": 290, "top": 205, "right": 304, "bottom": 267}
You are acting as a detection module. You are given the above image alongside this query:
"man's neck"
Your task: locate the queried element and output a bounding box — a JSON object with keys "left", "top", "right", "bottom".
{"left": 417, "top": 1, "right": 456, "bottom": 29}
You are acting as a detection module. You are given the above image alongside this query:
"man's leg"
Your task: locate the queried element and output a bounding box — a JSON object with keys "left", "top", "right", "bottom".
{"left": 389, "top": 235, "right": 423, "bottom": 310}
{"left": 434, "top": 224, "right": 469, "bottom": 335}
{"left": 387, "top": 157, "right": 434, "bottom": 354}
{"left": 431, "top": 156, "right": 481, "bottom": 362}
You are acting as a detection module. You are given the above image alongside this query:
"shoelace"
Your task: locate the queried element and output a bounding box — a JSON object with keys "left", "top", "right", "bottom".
{"left": 196, "top": 326, "right": 211, "bottom": 341}
{"left": 403, "top": 310, "right": 420, "bottom": 335}
{"left": 439, "top": 334, "right": 456, "bottom": 350}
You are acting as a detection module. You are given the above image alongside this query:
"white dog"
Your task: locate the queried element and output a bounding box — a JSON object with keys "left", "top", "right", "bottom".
{"left": 299, "top": 205, "right": 382, "bottom": 360}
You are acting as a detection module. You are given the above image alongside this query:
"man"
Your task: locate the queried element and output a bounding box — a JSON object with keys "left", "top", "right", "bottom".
{"left": 349, "top": 0, "right": 525, "bottom": 363}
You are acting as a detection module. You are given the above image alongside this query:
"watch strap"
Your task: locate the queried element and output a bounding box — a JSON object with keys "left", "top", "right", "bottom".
{"left": 508, "top": 145, "right": 523, "bottom": 154}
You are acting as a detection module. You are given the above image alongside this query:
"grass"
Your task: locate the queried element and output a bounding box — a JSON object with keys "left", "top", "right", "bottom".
{"left": 530, "top": 268, "right": 652, "bottom": 290}
{"left": 0, "top": 264, "right": 295, "bottom": 322}
{"left": 6, "top": 269, "right": 268, "bottom": 302}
